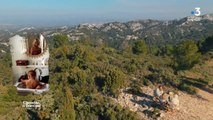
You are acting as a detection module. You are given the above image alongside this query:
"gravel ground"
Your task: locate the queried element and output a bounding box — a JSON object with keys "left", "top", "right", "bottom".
{"left": 115, "top": 87, "right": 213, "bottom": 120}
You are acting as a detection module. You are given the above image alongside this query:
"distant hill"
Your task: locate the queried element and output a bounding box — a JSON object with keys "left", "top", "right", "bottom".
{"left": 0, "top": 14, "right": 213, "bottom": 52}
{"left": 0, "top": 14, "right": 213, "bottom": 120}
{"left": 68, "top": 14, "right": 213, "bottom": 48}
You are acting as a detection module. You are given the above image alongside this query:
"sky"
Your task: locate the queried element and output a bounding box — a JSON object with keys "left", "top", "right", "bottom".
{"left": 0, "top": 0, "right": 212, "bottom": 26}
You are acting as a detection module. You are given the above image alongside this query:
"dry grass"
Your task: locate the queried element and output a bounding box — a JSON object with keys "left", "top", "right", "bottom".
{"left": 183, "top": 71, "right": 205, "bottom": 80}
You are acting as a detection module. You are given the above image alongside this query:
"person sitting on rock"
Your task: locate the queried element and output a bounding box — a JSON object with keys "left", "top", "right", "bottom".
{"left": 159, "top": 92, "right": 170, "bottom": 111}
{"left": 21, "top": 70, "right": 43, "bottom": 89}
{"left": 153, "top": 85, "right": 164, "bottom": 102}
{"left": 168, "top": 92, "right": 180, "bottom": 111}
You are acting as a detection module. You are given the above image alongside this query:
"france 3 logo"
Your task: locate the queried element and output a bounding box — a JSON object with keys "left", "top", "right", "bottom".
{"left": 191, "top": 7, "right": 201, "bottom": 16}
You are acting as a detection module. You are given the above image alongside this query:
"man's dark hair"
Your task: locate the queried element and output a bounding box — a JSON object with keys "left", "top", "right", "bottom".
{"left": 28, "top": 70, "right": 36, "bottom": 78}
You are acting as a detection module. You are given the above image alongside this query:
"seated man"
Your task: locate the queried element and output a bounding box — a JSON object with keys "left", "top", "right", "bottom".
{"left": 21, "top": 70, "right": 43, "bottom": 89}
{"left": 153, "top": 85, "right": 164, "bottom": 102}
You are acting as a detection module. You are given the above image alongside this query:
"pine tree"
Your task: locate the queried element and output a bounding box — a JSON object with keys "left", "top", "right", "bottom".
{"left": 132, "top": 40, "right": 148, "bottom": 55}
{"left": 173, "top": 40, "right": 201, "bottom": 70}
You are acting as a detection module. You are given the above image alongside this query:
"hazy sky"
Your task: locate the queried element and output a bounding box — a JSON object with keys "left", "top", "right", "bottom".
{"left": 0, "top": 0, "right": 212, "bottom": 26}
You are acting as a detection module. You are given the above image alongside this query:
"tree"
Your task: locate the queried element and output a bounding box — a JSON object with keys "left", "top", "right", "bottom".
{"left": 59, "top": 86, "right": 76, "bottom": 120}
{"left": 173, "top": 40, "right": 201, "bottom": 70}
{"left": 200, "top": 35, "right": 213, "bottom": 53}
{"left": 53, "top": 34, "right": 69, "bottom": 48}
{"left": 69, "top": 67, "right": 88, "bottom": 96}
{"left": 103, "top": 68, "right": 125, "bottom": 96}
{"left": 160, "top": 44, "right": 174, "bottom": 56}
{"left": 132, "top": 40, "right": 148, "bottom": 55}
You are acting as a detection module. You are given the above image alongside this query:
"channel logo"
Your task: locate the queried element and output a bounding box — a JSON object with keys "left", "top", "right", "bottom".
{"left": 191, "top": 7, "right": 201, "bottom": 16}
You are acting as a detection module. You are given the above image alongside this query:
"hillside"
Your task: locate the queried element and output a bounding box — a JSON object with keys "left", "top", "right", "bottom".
{"left": 0, "top": 14, "right": 213, "bottom": 52}
{"left": 0, "top": 14, "right": 213, "bottom": 120}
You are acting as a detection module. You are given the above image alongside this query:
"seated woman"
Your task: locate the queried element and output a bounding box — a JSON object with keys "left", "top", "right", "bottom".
{"left": 30, "top": 39, "right": 41, "bottom": 55}
{"left": 21, "top": 70, "right": 43, "bottom": 89}
{"left": 159, "top": 92, "right": 170, "bottom": 111}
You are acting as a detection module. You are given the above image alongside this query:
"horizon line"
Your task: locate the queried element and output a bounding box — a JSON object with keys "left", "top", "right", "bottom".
{"left": 0, "top": 13, "right": 212, "bottom": 28}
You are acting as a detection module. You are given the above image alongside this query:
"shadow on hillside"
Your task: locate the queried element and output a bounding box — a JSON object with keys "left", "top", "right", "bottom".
{"left": 124, "top": 91, "right": 153, "bottom": 101}
{"left": 124, "top": 89, "right": 163, "bottom": 118}
{"left": 181, "top": 77, "right": 213, "bottom": 94}
{"left": 201, "top": 87, "right": 213, "bottom": 94}
{"left": 131, "top": 99, "right": 160, "bottom": 108}
{"left": 130, "top": 99, "right": 162, "bottom": 118}
{"left": 195, "top": 94, "right": 209, "bottom": 101}
{"left": 142, "top": 109, "right": 153, "bottom": 118}
{"left": 27, "top": 110, "right": 41, "bottom": 120}
{"left": 137, "top": 92, "right": 153, "bottom": 100}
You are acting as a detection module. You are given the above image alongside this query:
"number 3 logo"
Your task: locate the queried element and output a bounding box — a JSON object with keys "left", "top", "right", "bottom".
{"left": 195, "top": 7, "right": 201, "bottom": 16}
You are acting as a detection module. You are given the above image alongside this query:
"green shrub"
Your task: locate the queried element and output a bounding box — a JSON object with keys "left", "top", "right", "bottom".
{"left": 142, "top": 78, "right": 153, "bottom": 86}
{"left": 179, "top": 83, "right": 197, "bottom": 94}
{"left": 173, "top": 40, "right": 201, "bottom": 70}
{"left": 103, "top": 67, "right": 126, "bottom": 96}
{"left": 200, "top": 35, "right": 213, "bottom": 53}
{"left": 124, "top": 64, "right": 137, "bottom": 73}
{"left": 132, "top": 40, "right": 148, "bottom": 55}
{"left": 53, "top": 34, "right": 68, "bottom": 48}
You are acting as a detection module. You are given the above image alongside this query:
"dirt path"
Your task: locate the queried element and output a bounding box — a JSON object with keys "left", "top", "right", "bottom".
{"left": 114, "top": 87, "right": 213, "bottom": 120}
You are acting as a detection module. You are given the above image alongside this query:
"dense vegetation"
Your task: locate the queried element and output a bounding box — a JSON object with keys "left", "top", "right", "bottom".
{"left": 173, "top": 40, "right": 201, "bottom": 70}
{"left": 0, "top": 34, "right": 212, "bottom": 120}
